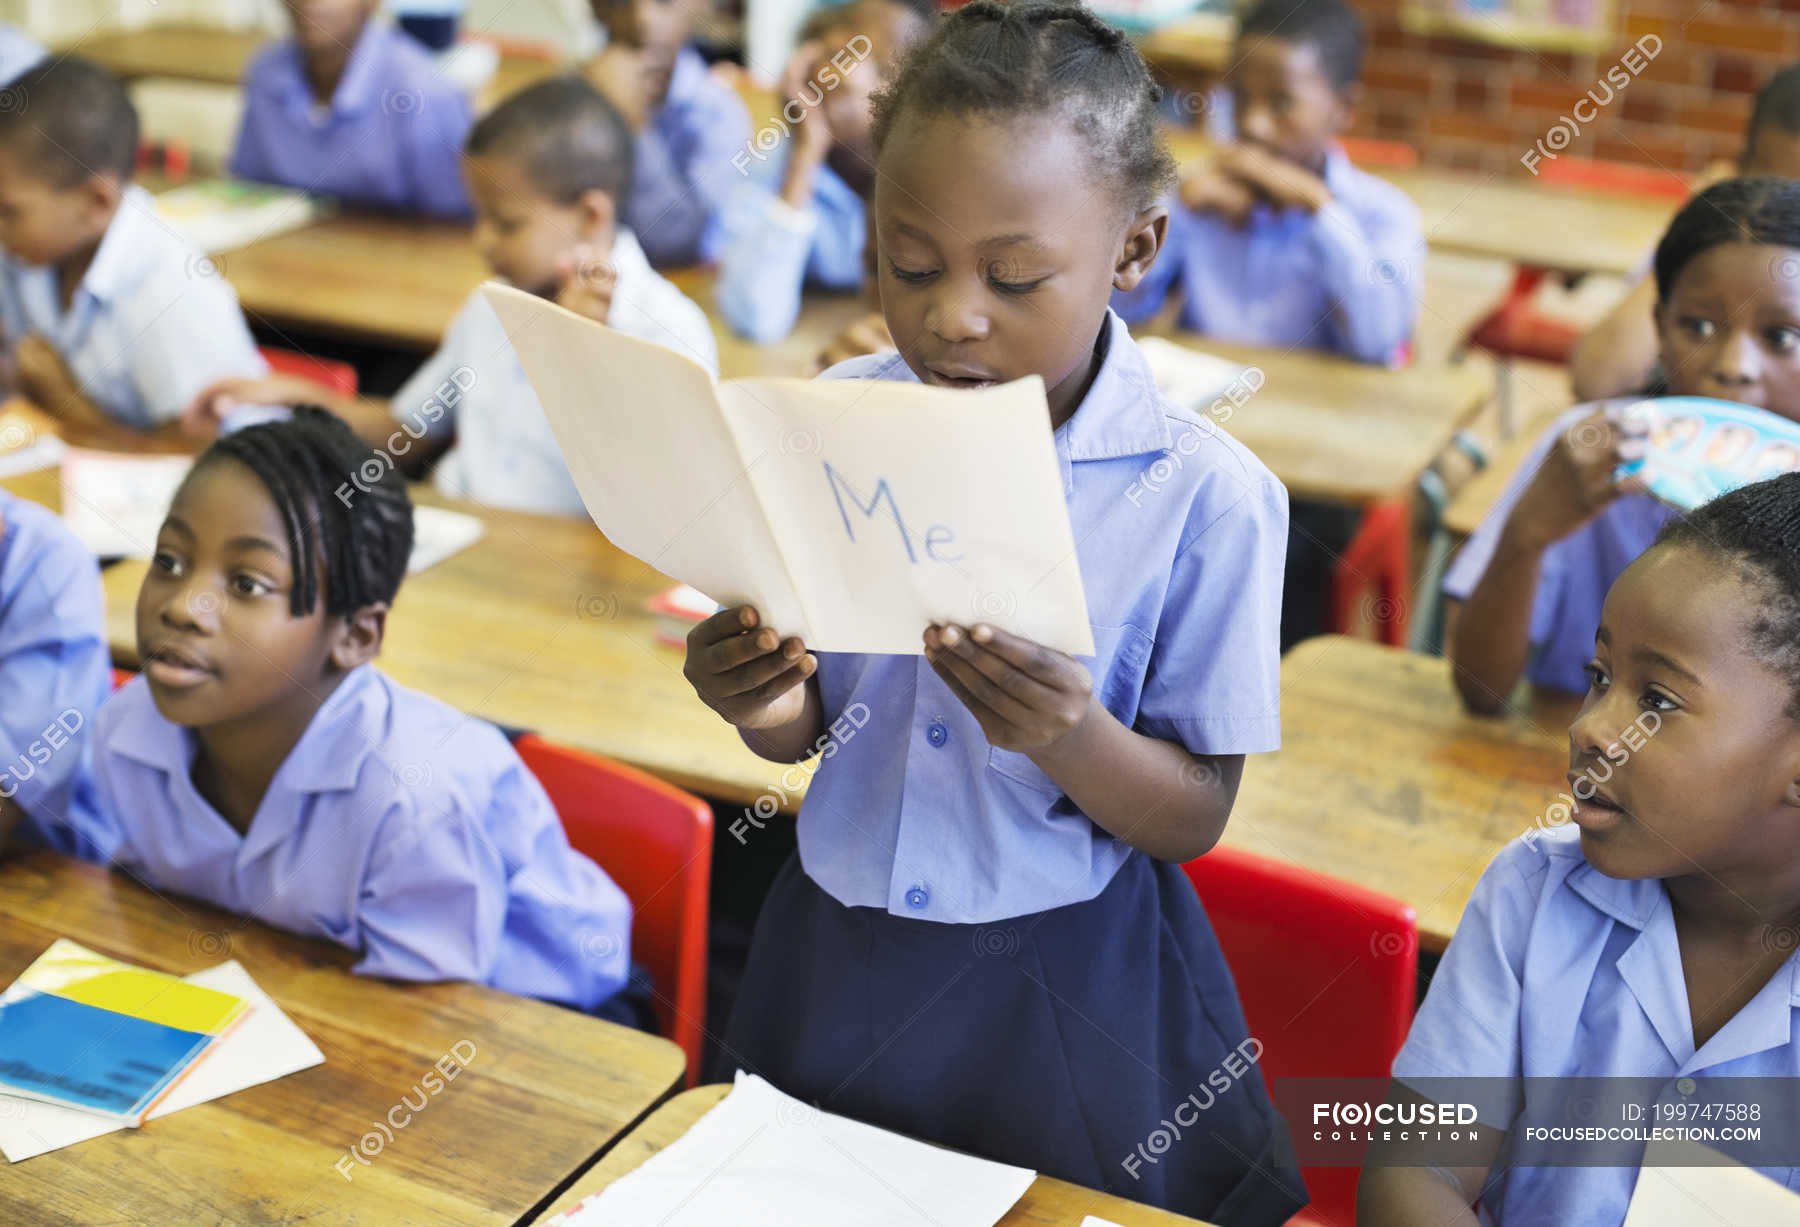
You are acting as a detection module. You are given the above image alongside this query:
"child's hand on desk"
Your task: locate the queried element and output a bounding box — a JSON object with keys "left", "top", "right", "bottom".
{"left": 924, "top": 623, "right": 1094, "bottom": 753}
{"left": 815, "top": 312, "right": 894, "bottom": 372}
{"left": 181, "top": 373, "right": 325, "bottom": 436}
{"left": 555, "top": 245, "right": 618, "bottom": 325}
{"left": 684, "top": 605, "right": 818, "bottom": 730}
{"left": 16, "top": 334, "right": 106, "bottom": 429}
{"left": 1506, "top": 407, "right": 1651, "bottom": 550}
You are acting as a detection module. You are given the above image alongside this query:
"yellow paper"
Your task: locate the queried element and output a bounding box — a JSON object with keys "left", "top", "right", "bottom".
{"left": 55, "top": 970, "right": 247, "bottom": 1035}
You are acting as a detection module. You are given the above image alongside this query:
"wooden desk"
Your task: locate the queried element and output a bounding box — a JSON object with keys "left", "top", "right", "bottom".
{"left": 63, "top": 22, "right": 560, "bottom": 108}
{"left": 528, "top": 1084, "right": 1217, "bottom": 1226}
{"left": 1150, "top": 334, "right": 1492, "bottom": 506}
{"left": 1386, "top": 167, "right": 1677, "bottom": 281}
{"left": 1226, "top": 636, "right": 1580, "bottom": 952}
{"left": 1, "top": 465, "right": 807, "bottom": 813}
{"left": 1138, "top": 14, "right": 1234, "bottom": 92}
{"left": 0, "top": 852, "right": 684, "bottom": 1226}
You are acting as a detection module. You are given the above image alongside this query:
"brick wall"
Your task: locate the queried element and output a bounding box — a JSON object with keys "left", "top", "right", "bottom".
{"left": 1354, "top": 0, "right": 1800, "bottom": 176}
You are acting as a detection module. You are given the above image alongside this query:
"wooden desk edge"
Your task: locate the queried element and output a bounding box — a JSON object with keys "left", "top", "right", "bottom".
{"left": 529, "top": 1083, "right": 1216, "bottom": 1225}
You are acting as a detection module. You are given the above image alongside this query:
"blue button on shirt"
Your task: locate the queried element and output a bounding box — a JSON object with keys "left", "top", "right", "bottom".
{"left": 1395, "top": 826, "right": 1800, "bottom": 1223}
{"left": 58, "top": 667, "right": 632, "bottom": 1010}
{"left": 628, "top": 48, "right": 752, "bottom": 267}
{"left": 1112, "top": 147, "right": 1424, "bottom": 364}
{"left": 714, "top": 151, "right": 866, "bottom": 342}
{"left": 0, "top": 489, "right": 108, "bottom": 834}
{"left": 0, "top": 186, "right": 267, "bottom": 429}
{"left": 231, "top": 19, "right": 473, "bottom": 218}
{"left": 1443, "top": 401, "right": 1674, "bottom": 696}
{"left": 798, "top": 310, "right": 1288, "bottom": 923}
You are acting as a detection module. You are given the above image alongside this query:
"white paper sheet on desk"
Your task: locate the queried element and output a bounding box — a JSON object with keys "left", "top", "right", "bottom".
{"left": 57, "top": 449, "right": 485, "bottom": 574}
{"left": 559, "top": 1072, "right": 1036, "bottom": 1226}
{"left": 1135, "top": 336, "right": 1249, "bottom": 415}
{"left": 1622, "top": 1136, "right": 1800, "bottom": 1225}
{"left": 0, "top": 960, "right": 324, "bottom": 1162}
{"left": 483, "top": 282, "right": 1093, "bottom": 656}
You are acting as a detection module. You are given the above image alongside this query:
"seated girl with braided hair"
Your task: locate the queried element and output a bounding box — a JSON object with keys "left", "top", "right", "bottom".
{"left": 48, "top": 408, "right": 646, "bottom": 1023}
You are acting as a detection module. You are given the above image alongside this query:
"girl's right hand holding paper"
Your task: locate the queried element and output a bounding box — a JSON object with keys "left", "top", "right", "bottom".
{"left": 684, "top": 605, "right": 817, "bottom": 730}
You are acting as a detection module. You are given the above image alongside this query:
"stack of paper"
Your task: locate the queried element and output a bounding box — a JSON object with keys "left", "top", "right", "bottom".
{"left": 1134, "top": 335, "right": 1249, "bottom": 416}
{"left": 153, "top": 180, "right": 331, "bottom": 254}
{"left": 550, "top": 1072, "right": 1036, "bottom": 1226}
{"left": 0, "top": 948, "right": 324, "bottom": 1162}
{"left": 0, "top": 939, "right": 249, "bottom": 1127}
{"left": 57, "top": 450, "right": 486, "bottom": 574}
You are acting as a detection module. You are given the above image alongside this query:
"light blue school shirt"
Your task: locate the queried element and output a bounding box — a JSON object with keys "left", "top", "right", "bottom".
{"left": 1443, "top": 402, "right": 1674, "bottom": 696}
{"left": 1112, "top": 147, "right": 1424, "bottom": 364}
{"left": 0, "top": 489, "right": 108, "bottom": 833}
{"left": 0, "top": 23, "right": 44, "bottom": 84}
{"left": 1394, "top": 826, "right": 1800, "bottom": 1225}
{"left": 0, "top": 185, "right": 267, "bottom": 429}
{"left": 628, "top": 47, "right": 752, "bottom": 267}
{"left": 714, "top": 152, "right": 865, "bottom": 343}
{"left": 231, "top": 19, "right": 473, "bottom": 219}
{"left": 391, "top": 228, "right": 718, "bottom": 515}
{"left": 798, "top": 310, "right": 1288, "bottom": 924}
{"left": 61, "top": 667, "right": 631, "bottom": 1010}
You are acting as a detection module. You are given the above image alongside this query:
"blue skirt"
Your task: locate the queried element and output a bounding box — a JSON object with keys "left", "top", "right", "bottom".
{"left": 718, "top": 851, "right": 1308, "bottom": 1225}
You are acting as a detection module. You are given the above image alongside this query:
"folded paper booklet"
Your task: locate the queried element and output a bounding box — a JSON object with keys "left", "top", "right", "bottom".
{"left": 1614, "top": 396, "right": 1800, "bottom": 511}
{"left": 0, "top": 939, "right": 250, "bottom": 1127}
{"left": 483, "top": 283, "right": 1094, "bottom": 656}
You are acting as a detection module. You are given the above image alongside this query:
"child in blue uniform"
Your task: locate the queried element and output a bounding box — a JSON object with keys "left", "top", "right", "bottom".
{"left": 0, "top": 488, "right": 109, "bottom": 852}
{"left": 1448, "top": 177, "right": 1800, "bottom": 712}
{"left": 684, "top": 5, "right": 1303, "bottom": 1221}
{"left": 53, "top": 410, "right": 638, "bottom": 1018}
{"left": 1363, "top": 472, "right": 1800, "bottom": 1225}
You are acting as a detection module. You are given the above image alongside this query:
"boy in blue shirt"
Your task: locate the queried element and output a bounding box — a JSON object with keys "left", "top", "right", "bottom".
{"left": 0, "top": 488, "right": 109, "bottom": 854}
{"left": 1112, "top": 0, "right": 1422, "bottom": 365}
{"left": 714, "top": 0, "right": 932, "bottom": 343}
{"left": 585, "top": 0, "right": 751, "bottom": 266}
{"left": 232, "top": 0, "right": 473, "bottom": 218}
{"left": 0, "top": 58, "right": 266, "bottom": 431}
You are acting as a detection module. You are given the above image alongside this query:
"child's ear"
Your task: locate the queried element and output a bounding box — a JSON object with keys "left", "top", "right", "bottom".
{"left": 1113, "top": 204, "right": 1168, "bottom": 293}
{"left": 329, "top": 603, "right": 388, "bottom": 673}
{"left": 80, "top": 172, "right": 122, "bottom": 222}
{"left": 575, "top": 187, "right": 617, "bottom": 243}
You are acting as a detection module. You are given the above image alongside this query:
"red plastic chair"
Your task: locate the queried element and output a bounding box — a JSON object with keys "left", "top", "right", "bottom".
{"left": 513, "top": 734, "right": 712, "bottom": 1085}
{"left": 1184, "top": 845, "right": 1419, "bottom": 1227}
{"left": 1329, "top": 496, "right": 1411, "bottom": 647}
{"left": 110, "top": 667, "right": 133, "bottom": 689}
{"left": 258, "top": 347, "right": 358, "bottom": 398}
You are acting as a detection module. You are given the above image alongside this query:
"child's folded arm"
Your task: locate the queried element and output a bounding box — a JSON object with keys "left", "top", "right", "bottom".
{"left": 352, "top": 799, "right": 509, "bottom": 985}
{"left": 1308, "top": 196, "right": 1424, "bottom": 364}
{"left": 716, "top": 184, "right": 818, "bottom": 344}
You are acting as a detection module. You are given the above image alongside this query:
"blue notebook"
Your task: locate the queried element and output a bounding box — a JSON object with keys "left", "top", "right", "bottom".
{"left": 0, "top": 939, "right": 250, "bottom": 1125}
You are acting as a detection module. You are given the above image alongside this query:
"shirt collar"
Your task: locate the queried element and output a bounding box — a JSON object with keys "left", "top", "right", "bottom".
{"left": 1055, "top": 310, "right": 1175, "bottom": 470}
{"left": 662, "top": 46, "right": 706, "bottom": 108}
{"left": 79, "top": 185, "right": 157, "bottom": 306}
{"left": 110, "top": 663, "right": 381, "bottom": 796}
{"left": 1320, "top": 144, "right": 1360, "bottom": 197}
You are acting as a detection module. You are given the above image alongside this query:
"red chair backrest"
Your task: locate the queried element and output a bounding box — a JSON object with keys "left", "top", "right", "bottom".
{"left": 1184, "top": 845, "right": 1418, "bottom": 1227}
{"left": 258, "top": 347, "right": 358, "bottom": 398}
{"left": 1539, "top": 156, "right": 1690, "bottom": 201}
{"left": 111, "top": 668, "right": 133, "bottom": 690}
{"left": 1340, "top": 136, "right": 1421, "bottom": 171}
{"left": 513, "top": 734, "right": 712, "bottom": 1085}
